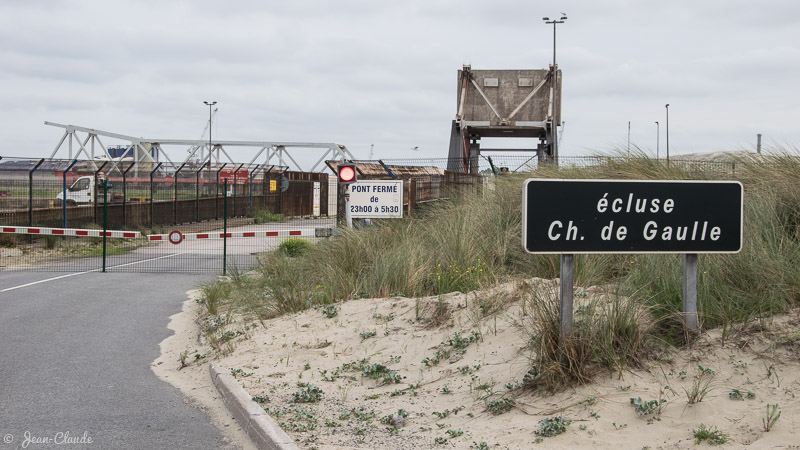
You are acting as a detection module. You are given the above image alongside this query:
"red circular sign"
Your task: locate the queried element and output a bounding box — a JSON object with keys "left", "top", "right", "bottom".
{"left": 339, "top": 166, "right": 356, "bottom": 183}
{"left": 168, "top": 230, "right": 184, "bottom": 245}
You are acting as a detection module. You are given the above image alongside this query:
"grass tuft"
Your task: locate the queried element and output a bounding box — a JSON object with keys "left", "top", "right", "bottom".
{"left": 693, "top": 423, "right": 729, "bottom": 445}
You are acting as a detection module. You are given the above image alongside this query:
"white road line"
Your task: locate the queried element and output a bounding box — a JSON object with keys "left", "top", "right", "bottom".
{"left": 1, "top": 271, "right": 96, "bottom": 293}
{"left": 0, "top": 254, "right": 181, "bottom": 293}
{"left": 105, "top": 253, "right": 181, "bottom": 269}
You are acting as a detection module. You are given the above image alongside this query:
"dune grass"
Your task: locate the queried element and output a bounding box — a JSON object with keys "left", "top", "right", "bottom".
{"left": 199, "top": 150, "right": 800, "bottom": 389}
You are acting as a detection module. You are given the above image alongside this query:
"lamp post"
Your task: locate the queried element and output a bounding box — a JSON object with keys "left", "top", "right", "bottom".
{"left": 665, "top": 104, "right": 670, "bottom": 165}
{"left": 204, "top": 101, "right": 217, "bottom": 162}
{"left": 627, "top": 121, "right": 631, "bottom": 154}
{"left": 543, "top": 14, "right": 567, "bottom": 163}
{"left": 655, "top": 121, "right": 659, "bottom": 160}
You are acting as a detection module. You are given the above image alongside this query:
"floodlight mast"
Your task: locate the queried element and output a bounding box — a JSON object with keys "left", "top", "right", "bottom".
{"left": 543, "top": 14, "right": 567, "bottom": 164}
{"left": 204, "top": 101, "right": 217, "bottom": 163}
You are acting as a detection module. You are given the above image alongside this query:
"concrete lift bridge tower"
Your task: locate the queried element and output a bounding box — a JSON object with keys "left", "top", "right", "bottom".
{"left": 447, "top": 19, "right": 565, "bottom": 173}
{"left": 447, "top": 65, "right": 563, "bottom": 174}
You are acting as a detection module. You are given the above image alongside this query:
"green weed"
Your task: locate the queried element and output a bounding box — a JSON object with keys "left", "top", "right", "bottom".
{"left": 252, "top": 394, "right": 270, "bottom": 404}
{"left": 486, "top": 398, "right": 514, "bottom": 415}
{"left": 630, "top": 397, "right": 666, "bottom": 416}
{"left": 693, "top": 424, "right": 729, "bottom": 445}
{"left": 535, "top": 415, "right": 571, "bottom": 437}
{"left": 322, "top": 304, "right": 338, "bottom": 318}
{"left": 763, "top": 403, "right": 782, "bottom": 431}
{"left": 292, "top": 383, "right": 324, "bottom": 403}
{"left": 685, "top": 366, "right": 715, "bottom": 404}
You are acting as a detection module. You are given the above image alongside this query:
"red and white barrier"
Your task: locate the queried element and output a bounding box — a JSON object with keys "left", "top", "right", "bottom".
{"left": 1, "top": 225, "right": 315, "bottom": 243}
{"left": 0, "top": 226, "right": 140, "bottom": 239}
{"left": 146, "top": 229, "right": 313, "bottom": 242}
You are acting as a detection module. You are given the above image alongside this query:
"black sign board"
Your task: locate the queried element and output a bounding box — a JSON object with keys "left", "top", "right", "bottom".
{"left": 523, "top": 179, "right": 743, "bottom": 254}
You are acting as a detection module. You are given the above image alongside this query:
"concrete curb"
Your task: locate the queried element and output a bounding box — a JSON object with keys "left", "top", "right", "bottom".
{"left": 210, "top": 364, "right": 298, "bottom": 450}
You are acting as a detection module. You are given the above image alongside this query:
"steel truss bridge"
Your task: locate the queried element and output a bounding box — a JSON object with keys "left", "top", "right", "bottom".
{"left": 44, "top": 121, "right": 354, "bottom": 175}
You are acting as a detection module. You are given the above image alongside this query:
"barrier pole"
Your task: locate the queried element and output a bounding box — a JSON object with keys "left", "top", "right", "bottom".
{"left": 223, "top": 179, "right": 228, "bottom": 276}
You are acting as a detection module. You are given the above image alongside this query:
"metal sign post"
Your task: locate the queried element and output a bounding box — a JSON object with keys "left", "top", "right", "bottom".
{"left": 344, "top": 185, "right": 352, "bottom": 229}
{"left": 683, "top": 254, "right": 698, "bottom": 330}
{"left": 559, "top": 254, "right": 574, "bottom": 337}
{"left": 523, "top": 179, "right": 743, "bottom": 337}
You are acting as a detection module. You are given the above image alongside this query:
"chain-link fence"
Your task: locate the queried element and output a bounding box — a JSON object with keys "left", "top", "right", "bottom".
{"left": 0, "top": 154, "right": 740, "bottom": 274}
{"left": 0, "top": 157, "right": 335, "bottom": 273}
{"left": 362, "top": 155, "right": 737, "bottom": 175}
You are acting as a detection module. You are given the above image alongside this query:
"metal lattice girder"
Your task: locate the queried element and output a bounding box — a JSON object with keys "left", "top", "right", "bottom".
{"left": 44, "top": 122, "right": 354, "bottom": 173}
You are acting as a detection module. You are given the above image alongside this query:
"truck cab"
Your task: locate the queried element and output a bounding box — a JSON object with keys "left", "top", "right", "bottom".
{"left": 55, "top": 175, "right": 121, "bottom": 205}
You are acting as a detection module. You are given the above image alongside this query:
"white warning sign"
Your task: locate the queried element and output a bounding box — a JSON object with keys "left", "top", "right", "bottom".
{"left": 348, "top": 180, "right": 403, "bottom": 218}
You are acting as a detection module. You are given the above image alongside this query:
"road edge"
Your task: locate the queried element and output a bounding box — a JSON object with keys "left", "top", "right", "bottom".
{"left": 209, "top": 364, "right": 299, "bottom": 450}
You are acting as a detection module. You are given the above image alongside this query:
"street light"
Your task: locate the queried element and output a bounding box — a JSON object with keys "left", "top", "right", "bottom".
{"left": 627, "top": 121, "right": 631, "bottom": 154}
{"left": 665, "top": 104, "right": 670, "bottom": 165}
{"left": 204, "top": 101, "right": 217, "bottom": 162}
{"left": 655, "top": 121, "right": 659, "bottom": 160}
{"left": 543, "top": 14, "right": 567, "bottom": 163}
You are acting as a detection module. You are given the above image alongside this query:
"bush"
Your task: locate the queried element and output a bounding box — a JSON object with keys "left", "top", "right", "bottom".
{"left": 279, "top": 238, "right": 313, "bottom": 257}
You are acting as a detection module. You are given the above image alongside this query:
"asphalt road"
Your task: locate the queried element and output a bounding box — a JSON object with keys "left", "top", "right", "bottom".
{"left": 0, "top": 270, "right": 240, "bottom": 449}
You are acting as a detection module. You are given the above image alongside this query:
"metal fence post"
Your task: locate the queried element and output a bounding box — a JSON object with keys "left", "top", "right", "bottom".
{"left": 223, "top": 179, "right": 228, "bottom": 276}
{"left": 102, "top": 180, "right": 108, "bottom": 273}
{"left": 28, "top": 159, "right": 44, "bottom": 226}
{"left": 174, "top": 162, "right": 187, "bottom": 226}
{"left": 122, "top": 162, "right": 134, "bottom": 227}
{"left": 232, "top": 163, "right": 244, "bottom": 218}
{"left": 62, "top": 159, "right": 78, "bottom": 229}
{"left": 93, "top": 161, "right": 109, "bottom": 226}
{"left": 215, "top": 163, "right": 227, "bottom": 220}
{"left": 263, "top": 165, "right": 273, "bottom": 212}
{"left": 249, "top": 163, "right": 264, "bottom": 216}
{"left": 195, "top": 163, "right": 204, "bottom": 222}
{"left": 149, "top": 162, "right": 162, "bottom": 228}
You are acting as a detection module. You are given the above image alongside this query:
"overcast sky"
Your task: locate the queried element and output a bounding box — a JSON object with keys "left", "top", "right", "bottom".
{"left": 1, "top": 0, "right": 798, "bottom": 169}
